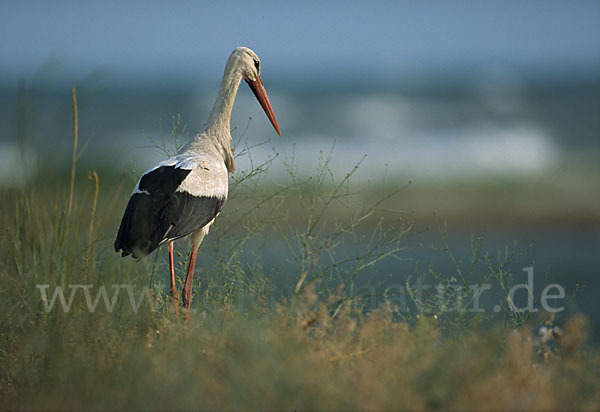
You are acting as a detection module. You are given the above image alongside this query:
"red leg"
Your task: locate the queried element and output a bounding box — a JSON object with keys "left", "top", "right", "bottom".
{"left": 168, "top": 242, "right": 178, "bottom": 302}
{"left": 182, "top": 248, "right": 198, "bottom": 309}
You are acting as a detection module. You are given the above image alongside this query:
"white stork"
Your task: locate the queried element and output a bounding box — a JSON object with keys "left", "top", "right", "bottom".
{"left": 115, "top": 46, "right": 281, "bottom": 308}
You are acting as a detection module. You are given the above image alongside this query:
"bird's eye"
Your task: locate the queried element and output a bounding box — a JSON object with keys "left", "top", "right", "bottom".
{"left": 253, "top": 59, "right": 260, "bottom": 70}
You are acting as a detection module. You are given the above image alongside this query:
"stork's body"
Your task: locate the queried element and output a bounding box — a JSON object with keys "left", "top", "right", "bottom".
{"left": 115, "top": 47, "right": 280, "bottom": 308}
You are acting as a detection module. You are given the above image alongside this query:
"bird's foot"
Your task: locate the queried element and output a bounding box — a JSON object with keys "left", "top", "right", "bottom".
{"left": 181, "top": 286, "right": 193, "bottom": 310}
{"left": 169, "top": 288, "right": 179, "bottom": 303}
{"left": 181, "top": 294, "right": 191, "bottom": 310}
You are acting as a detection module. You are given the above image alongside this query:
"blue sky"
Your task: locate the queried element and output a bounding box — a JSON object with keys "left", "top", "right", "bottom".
{"left": 1, "top": 0, "right": 599, "bottom": 83}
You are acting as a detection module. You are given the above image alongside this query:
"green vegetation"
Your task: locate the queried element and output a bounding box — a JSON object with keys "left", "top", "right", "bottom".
{"left": 0, "top": 93, "right": 599, "bottom": 410}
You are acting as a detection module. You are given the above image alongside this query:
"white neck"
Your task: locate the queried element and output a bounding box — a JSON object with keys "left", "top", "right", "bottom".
{"left": 206, "top": 60, "right": 243, "bottom": 141}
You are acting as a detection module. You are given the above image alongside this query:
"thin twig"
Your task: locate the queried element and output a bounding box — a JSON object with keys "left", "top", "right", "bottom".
{"left": 67, "top": 86, "right": 78, "bottom": 218}
{"left": 86, "top": 171, "right": 99, "bottom": 275}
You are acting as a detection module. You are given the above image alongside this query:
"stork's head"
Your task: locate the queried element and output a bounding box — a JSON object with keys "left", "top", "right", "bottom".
{"left": 229, "top": 46, "right": 281, "bottom": 136}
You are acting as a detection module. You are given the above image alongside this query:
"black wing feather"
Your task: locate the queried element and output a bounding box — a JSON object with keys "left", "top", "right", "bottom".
{"left": 161, "top": 192, "right": 225, "bottom": 240}
{"left": 114, "top": 165, "right": 225, "bottom": 258}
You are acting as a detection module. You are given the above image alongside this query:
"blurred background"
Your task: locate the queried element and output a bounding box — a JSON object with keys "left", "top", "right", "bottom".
{"left": 0, "top": 1, "right": 599, "bottom": 334}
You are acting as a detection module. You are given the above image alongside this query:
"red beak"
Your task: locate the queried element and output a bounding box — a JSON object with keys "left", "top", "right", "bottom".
{"left": 245, "top": 76, "right": 281, "bottom": 136}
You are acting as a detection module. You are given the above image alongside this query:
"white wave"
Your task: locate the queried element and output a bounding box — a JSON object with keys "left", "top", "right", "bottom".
{"left": 0, "top": 143, "right": 37, "bottom": 187}
{"left": 234, "top": 122, "right": 560, "bottom": 182}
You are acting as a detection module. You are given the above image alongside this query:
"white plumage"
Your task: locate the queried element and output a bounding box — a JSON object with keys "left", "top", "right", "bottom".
{"left": 115, "top": 46, "right": 280, "bottom": 308}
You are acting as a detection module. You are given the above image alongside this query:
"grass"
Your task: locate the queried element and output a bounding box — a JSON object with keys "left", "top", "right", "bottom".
{"left": 0, "top": 90, "right": 599, "bottom": 410}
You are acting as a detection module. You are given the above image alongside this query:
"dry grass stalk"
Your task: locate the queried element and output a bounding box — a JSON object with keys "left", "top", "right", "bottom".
{"left": 67, "top": 85, "right": 78, "bottom": 218}
{"left": 85, "top": 171, "right": 99, "bottom": 273}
